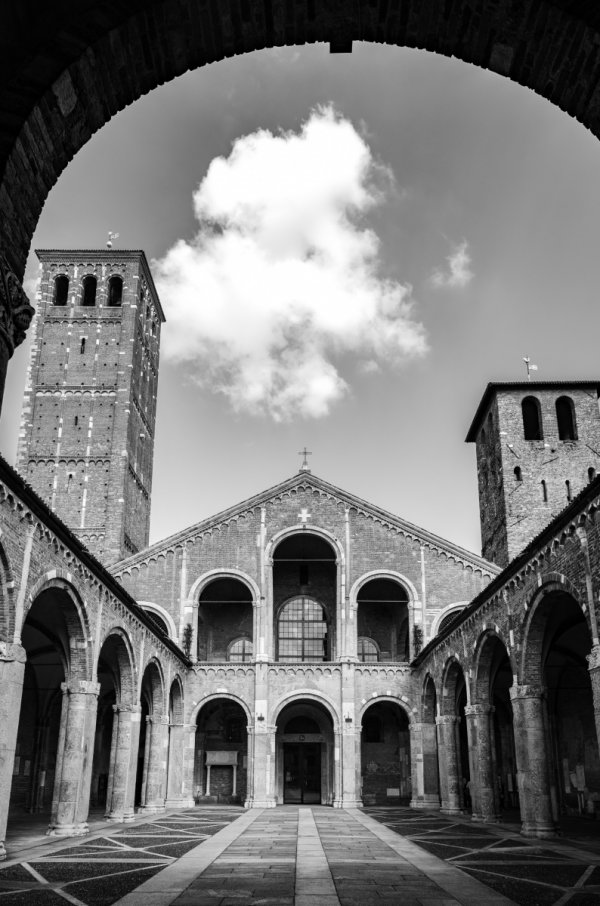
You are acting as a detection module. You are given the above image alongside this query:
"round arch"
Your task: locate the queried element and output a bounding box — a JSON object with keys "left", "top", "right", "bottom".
{"left": 266, "top": 524, "right": 345, "bottom": 566}
{"left": 0, "top": 532, "right": 15, "bottom": 641}
{"left": 188, "top": 569, "right": 260, "bottom": 605}
{"left": 139, "top": 655, "right": 167, "bottom": 716}
{"left": 440, "top": 655, "right": 469, "bottom": 716}
{"left": 430, "top": 601, "right": 470, "bottom": 637}
{"left": 271, "top": 689, "right": 341, "bottom": 730}
{"left": 520, "top": 577, "right": 589, "bottom": 685}
{"left": 95, "top": 626, "right": 138, "bottom": 708}
{"left": 2, "top": 2, "right": 600, "bottom": 294}
{"left": 359, "top": 694, "right": 414, "bottom": 723}
{"left": 190, "top": 692, "right": 253, "bottom": 726}
{"left": 349, "top": 569, "right": 418, "bottom": 609}
{"left": 23, "top": 572, "right": 91, "bottom": 676}
{"left": 472, "top": 627, "right": 515, "bottom": 703}
{"left": 138, "top": 601, "right": 177, "bottom": 639}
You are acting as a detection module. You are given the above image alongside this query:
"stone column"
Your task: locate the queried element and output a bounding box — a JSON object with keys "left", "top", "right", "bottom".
{"left": 338, "top": 663, "right": 361, "bottom": 806}
{"left": 436, "top": 715, "right": 463, "bottom": 815}
{"left": 0, "top": 253, "right": 34, "bottom": 414}
{"left": 140, "top": 715, "right": 168, "bottom": 813}
{"left": 465, "top": 703, "right": 498, "bottom": 822}
{"left": 410, "top": 721, "right": 440, "bottom": 809}
{"left": 48, "top": 680, "right": 100, "bottom": 837}
{"left": 165, "top": 722, "right": 185, "bottom": 807}
{"left": 250, "top": 721, "right": 276, "bottom": 807}
{"left": 587, "top": 645, "right": 600, "bottom": 756}
{"left": 0, "top": 644, "right": 26, "bottom": 859}
{"left": 105, "top": 706, "right": 141, "bottom": 822}
{"left": 181, "top": 723, "right": 197, "bottom": 807}
{"left": 510, "top": 684, "right": 555, "bottom": 838}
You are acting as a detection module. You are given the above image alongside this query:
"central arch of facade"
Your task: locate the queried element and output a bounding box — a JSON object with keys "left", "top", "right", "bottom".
{"left": 2, "top": 2, "right": 600, "bottom": 404}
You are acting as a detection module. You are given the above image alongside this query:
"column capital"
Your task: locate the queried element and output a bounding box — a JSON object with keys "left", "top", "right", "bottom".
{"left": 464, "top": 703, "right": 492, "bottom": 717}
{"left": 587, "top": 645, "right": 600, "bottom": 672}
{"left": 509, "top": 683, "right": 544, "bottom": 701}
{"left": 0, "top": 252, "right": 34, "bottom": 355}
{"left": 62, "top": 679, "right": 101, "bottom": 697}
{"left": 436, "top": 714, "right": 459, "bottom": 726}
{"left": 0, "top": 642, "right": 26, "bottom": 663}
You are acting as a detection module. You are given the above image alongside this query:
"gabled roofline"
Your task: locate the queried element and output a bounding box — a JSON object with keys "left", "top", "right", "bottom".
{"left": 465, "top": 381, "right": 600, "bottom": 442}
{"left": 113, "top": 470, "right": 499, "bottom": 576}
{"left": 35, "top": 248, "right": 166, "bottom": 323}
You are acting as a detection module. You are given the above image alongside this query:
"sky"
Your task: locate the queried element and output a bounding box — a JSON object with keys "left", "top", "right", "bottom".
{"left": 1, "top": 42, "right": 600, "bottom": 555}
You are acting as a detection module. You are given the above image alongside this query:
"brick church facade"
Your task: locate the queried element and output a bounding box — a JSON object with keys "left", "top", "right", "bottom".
{"left": 1, "top": 247, "right": 600, "bottom": 855}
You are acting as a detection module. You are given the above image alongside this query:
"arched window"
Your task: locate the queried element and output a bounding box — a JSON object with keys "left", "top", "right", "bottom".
{"left": 589, "top": 467, "right": 597, "bottom": 483}
{"left": 278, "top": 596, "right": 327, "bottom": 662}
{"left": 227, "top": 637, "right": 253, "bottom": 662}
{"left": 514, "top": 466, "right": 522, "bottom": 482}
{"left": 566, "top": 479, "right": 572, "bottom": 502}
{"left": 53, "top": 275, "right": 69, "bottom": 306}
{"left": 522, "top": 396, "right": 543, "bottom": 440}
{"left": 81, "top": 275, "right": 97, "bottom": 307}
{"left": 107, "top": 275, "right": 123, "bottom": 307}
{"left": 541, "top": 479, "right": 548, "bottom": 502}
{"left": 556, "top": 396, "right": 577, "bottom": 441}
{"left": 358, "top": 637, "right": 379, "bottom": 662}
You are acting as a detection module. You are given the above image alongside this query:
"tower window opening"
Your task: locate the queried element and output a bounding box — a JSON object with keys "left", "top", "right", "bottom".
{"left": 81, "top": 275, "right": 97, "bottom": 307}
{"left": 74, "top": 416, "right": 78, "bottom": 426}
{"left": 107, "top": 275, "right": 123, "bottom": 307}
{"left": 566, "top": 479, "right": 572, "bottom": 501}
{"left": 556, "top": 396, "right": 577, "bottom": 441}
{"left": 541, "top": 479, "right": 548, "bottom": 502}
{"left": 522, "top": 396, "right": 543, "bottom": 440}
{"left": 53, "top": 275, "right": 69, "bottom": 306}
{"left": 589, "top": 467, "right": 597, "bottom": 483}
{"left": 80, "top": 338, "right": 86, "bottom": 354}
{"left": 514, "top": 466, "right": 522, "bottom": 482}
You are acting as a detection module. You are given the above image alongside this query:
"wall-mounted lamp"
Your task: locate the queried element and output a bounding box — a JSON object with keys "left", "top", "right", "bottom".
{"left": 344, "top": 714, "right": 353, "bottom": 724}
{"left": 256, "top": 714, "right": 265, "bottom": 722}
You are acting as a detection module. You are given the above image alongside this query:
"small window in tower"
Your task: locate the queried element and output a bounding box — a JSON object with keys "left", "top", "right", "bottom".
{"left": 80, "top": 338, "right": 86, "bottom": 354}
{"left": 74, "top": 416, "right": 78, "bottom": 426}
{"left": 556, "top": 396, "right": 577, "bottom": 441}
{"left": 146, "top": 305, "right": 150, "bottom": 318}
{"left": 151, "top": 321, "right": 157, "bottom": 336}
{"left": 566, "top": 479, "right": 572, "bottom": 501}
{"left": 522, "top": 396, "right": 543, "bottom": 441}
{"left": 541, "top": 479, "right": 548, "bottom": 502}
{"left": 589, "top": 467, "right": 597, "bottom": 483}
{"left": 107, "top": 275, "right": 123, "bottom": 307}
{"left": 514, "top": 466, "right": 522, "bottom": 482}
{"left": 81, "top": 275, "right": 97, "bottom": 307}
{"left": 53, "top": 275, "right": 69, "bottom": 306}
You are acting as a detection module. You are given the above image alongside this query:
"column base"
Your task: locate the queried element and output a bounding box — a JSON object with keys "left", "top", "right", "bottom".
{"left": 246, "top": 798, "right": 276, "bottom": 808}
{"left": 164, "top": 798, "right": 187, "bottom": 809}
{"left": 334, "top": 799, "right": 363, "bottom": 808}
{"left": 472, "top": 814, "right": 500, "bottom": 823}
{"left": 440, "top": 807, "right": 466, "bottom": 816}
{"left": 0, "top": 843, "right": 6, "bottom": 862}
{"left": 47, "top": 822, "right": 89, "bottom": 837}
{"left": 521, "top": 824, "right": 557, "bottom": 839}
{"left": 105, "top": 811, "right": 136, "bottom": 823}
{"left": 410, "top": 796, "right": 440, "bottom": 810}
{"left": 138, "top": 804, "right": 166, "bottom": 815}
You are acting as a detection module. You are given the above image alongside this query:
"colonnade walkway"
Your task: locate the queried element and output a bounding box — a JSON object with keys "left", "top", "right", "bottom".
{"left": 4, "top": 805, "right": 600, "bottom": 905}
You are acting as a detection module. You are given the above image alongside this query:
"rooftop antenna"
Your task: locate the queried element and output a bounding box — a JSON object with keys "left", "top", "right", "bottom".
{"left": 298, "top": 447, "right": 312, "bottom": 472}
{"left": 523, "top": 356, "right": 538, "bottom": 381}
{"left": 107, "top": 231, "right": 120, "bottom": 249}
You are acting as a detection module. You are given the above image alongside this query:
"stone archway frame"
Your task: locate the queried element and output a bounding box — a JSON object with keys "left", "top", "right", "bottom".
{"left": 520, "top": 574, "right": 588, "bottom": 687}
{"left": 24, "top": 571, "right": 92, "bottom": 681}
{"left": 187, "top": 568, "right": 260, "bottom": 662}
{"left": 267, "top": 525, "right": 345, "bottom": 662}
{"left": 358, "top": 693, "right": 415, "bottom": 723}
{"left": 0, "top": 530, "right": 15, "bottom": 643}
{"left": 190, "top": 691, "right": 253, "bottom": 728}
{"left": 139, "top": 654, "right": 167, "bottom": 718}
{"left": 191, "top": 692, "right": 253, "bottom": 807}
{"left": 471, "top": 626, "right": 516, "bottom": 706}
{"left": 430, "top": 601, "right": 470, "bottom": 639}
{"left": 349, "top": 569, "right": 419, "bottom": 662}
{"left": 439, "top": 654, "right": 469, "bottom": 716}
{"left": 137, "top": 601, "right": 178, "bottom": 641}
{"left": 96, "top": 624, "right": 138, "bottom": 710}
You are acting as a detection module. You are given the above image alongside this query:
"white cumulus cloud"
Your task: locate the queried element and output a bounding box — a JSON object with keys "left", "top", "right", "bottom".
{"left": 155, "top": 105, "right": 427, "bottom": 421}
{"left": 431, "top": 240, "right": 473, "bottom": 290}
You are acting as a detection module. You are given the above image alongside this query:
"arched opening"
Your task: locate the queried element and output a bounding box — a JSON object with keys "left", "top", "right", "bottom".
{"left": 357, "top": 578, "right": 409, "bottom": 662}
{"left": 525, "top": 590, "right": 598, "bottom": 829}
{"left": 8, "top": 585, "right": 88, "bottom": 833}
{"left": 134, "top": 661, "right": 165, "bottom": 812}
{"left": 107, "top": 275, "right": 123, "bottom": 307}
{"left": 474, "top": 634, "right": 518, "bottom": 823}
{"left": 360, "top": 701, "right": 410, "bottom": 805}
{"left": 275, "top": 699, "right": 335, "bottom": 805}
{"left": 273, "top": 534, "right": 336, "bottom": 661}
{"left": 52, "top": 275, "right": 69, "bottom": 306}
{"left": 197, "top": 577, "right": 253, "bottom": 662}
{"left": 436, "top": 607, "right": 465, "bottom": 635}
{"left": 417, "top": 675, "right": 440, "bottom": 808}
{"left": 522, "top": 396, "right": 543, "bottom": 441}
{"left": 440, "top": 660, "right": 469, "bottom": 814}
{"left": 90, "top": 634, "right": 134, "bottom": 813}
{"left": 81, "top": 275, "right": 97, "bottom": 307}
{"left": 166, "top": 678, "right": 185, "bottom": 806}
{"left": 556, "top": 396, "right": 577, "bottom": 441}
{"left": 194, "top": 699, "right": 248, "bottom": 805}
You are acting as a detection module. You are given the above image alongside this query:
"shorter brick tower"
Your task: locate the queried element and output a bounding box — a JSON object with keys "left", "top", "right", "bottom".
{"left": 17, "top": 249, "right": 165, "bottom": 563}
{"left": 466, "top": 381, "right": 600, "bottom": 567}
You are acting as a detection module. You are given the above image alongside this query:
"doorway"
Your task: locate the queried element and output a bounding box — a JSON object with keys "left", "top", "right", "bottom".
{"left": 284, "top": 743, "right": 321, "bottom": 804}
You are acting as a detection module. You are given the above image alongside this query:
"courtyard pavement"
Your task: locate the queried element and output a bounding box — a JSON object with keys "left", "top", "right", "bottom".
{"left": 3, "top": 805, "right": 600, "bottom": 905}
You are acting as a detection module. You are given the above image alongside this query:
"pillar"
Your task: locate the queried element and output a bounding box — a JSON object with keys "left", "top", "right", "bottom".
{"left": 0, "top": 252, "right": 34, "bottom": 414}
{"left": 181, "top": 723, "right": 197, "bottom": 807}
{"left": 48, "top": 680, "right": 100, "bottom": 837}
{"left": 105, "top": 706, "right": 141, "bottom": 822}
{"left": 337, "top": 663, "right": 361, "bottom": 807}
{"left": 587, "top": 645, "right": 600, "bottom": 756}
{"left": 165, "top": 721, "right": 185, "bottom": 807}
{"left": 250, "top": 717, "right": 276, "bottom": 807}
{"left": 436, "top": 715, "right": 463, "bottom": 815}
{"left": 465, "top": 703, "right": 498, "bottom": 822}
{"left": 410, "top": 721, "right": 440, "bottom": 809}
{"left": 139, "top": 715, "right": 168, "bottom": 813}
{"left": 510, "top": 684, "right": 555, "bottom": 838}
{"left": 0, "top": 644, "right": 26, "bottom": 859}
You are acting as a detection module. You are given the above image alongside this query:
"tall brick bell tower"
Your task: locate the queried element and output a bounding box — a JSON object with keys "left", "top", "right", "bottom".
{"left": 17, "top": 249, "right": 165, "bottom": 563}
{"left": 466, "top": 381, "right": 600, "bottom": 568}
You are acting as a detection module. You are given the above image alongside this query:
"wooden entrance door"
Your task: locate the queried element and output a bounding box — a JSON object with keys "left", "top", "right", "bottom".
{"left": 283, "top": 743, "right": 321, "bottom": 804}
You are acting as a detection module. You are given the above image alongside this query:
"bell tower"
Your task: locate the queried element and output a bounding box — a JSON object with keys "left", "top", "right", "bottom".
{"left": 466, "top": 381, "right": 600, "bottom": 568}
{"left": 17, "top": 248, "right": 165, "bottom": 563}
